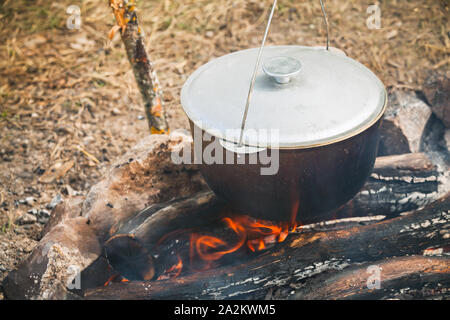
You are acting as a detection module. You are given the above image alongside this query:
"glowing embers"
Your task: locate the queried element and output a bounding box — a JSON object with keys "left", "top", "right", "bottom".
{"left": 103, "top": 198, "right": 300, "bottom": 283}
{"left": 156, "top": 214, "right": 298, "bottom": 280}
{"left": 156, "top": 255, "right": 183, "bottom": 281}
{"left": 104, "top": 274, "right": 130, "bottom": 287}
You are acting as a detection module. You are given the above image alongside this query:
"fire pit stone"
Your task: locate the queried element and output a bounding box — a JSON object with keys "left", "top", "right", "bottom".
{"left": 423, "top": 71, "right": 450, "bottom": 128}
{"left": 378, "top": 91, "right": 431, "bottom": 156}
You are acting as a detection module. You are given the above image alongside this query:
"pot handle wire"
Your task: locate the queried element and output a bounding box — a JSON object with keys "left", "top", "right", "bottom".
{"left": 238, "top": 0, "right": 277, "bottom": 147}
{"left": 238, "top": 0, "right": 330, "bottom": 146}
{"left": 319, "top": 0, "right": 330, "bottom": 51}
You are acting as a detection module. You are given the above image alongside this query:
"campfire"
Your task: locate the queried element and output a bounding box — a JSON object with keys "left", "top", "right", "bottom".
{"left": 1, "top": 0, "right": 449, "bottom": 301}
{"left": 2, "top": 129, "right": 449, "bottom": 300}
{"left": 104, "top": 212, "right": 299, "bottom": 284}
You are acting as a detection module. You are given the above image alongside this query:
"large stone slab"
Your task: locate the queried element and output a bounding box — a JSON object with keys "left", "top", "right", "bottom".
{"left": 378, "top": 91, "right": 432, "bottom": 156}
{"left": 423, "top": 71, "right": 450, "bottom": 128}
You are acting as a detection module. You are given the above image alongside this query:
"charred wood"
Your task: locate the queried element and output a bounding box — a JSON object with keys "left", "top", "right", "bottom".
{"left": 292, "top": 255, "right": 450, "bottom": 300}
{"left": 109, "top": 153, "right": 444, "bottom": 240}
{"left": 80, "top": 153, "right": 447, "bottom": 294}
{"left": 84, "top": 193, "right": 450, "bottom": 300}
{"left": 332, "top": 153, "right": 444, "bottom": 220}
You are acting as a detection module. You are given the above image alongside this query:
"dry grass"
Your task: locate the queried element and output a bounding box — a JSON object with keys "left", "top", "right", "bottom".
{"left": 0, "top": 0, "right": 448, "bottom": 291}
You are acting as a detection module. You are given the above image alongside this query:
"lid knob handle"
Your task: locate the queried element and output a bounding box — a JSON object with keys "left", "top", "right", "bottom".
{"left": 263, "top": 56, "right": 302, "bottom": 84}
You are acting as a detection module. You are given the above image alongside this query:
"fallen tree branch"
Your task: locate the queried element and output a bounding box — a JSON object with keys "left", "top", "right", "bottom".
{"left": 109, "top": 0, "right": 169, "bottom": 133}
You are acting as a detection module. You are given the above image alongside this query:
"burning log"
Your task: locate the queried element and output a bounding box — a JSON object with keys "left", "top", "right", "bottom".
{"left": 109, "top": 152, "right": 445, "bottom": 245}
{"left": 110, "top": 191, "right": 224, "bottom": 246}
{"left": 84, "top": 193, "right": 450, "bottom": 300}
{"left": 81, "top": 153, "right": 448, "bottom": 298}
{"left": 104, "top": 234, "right": 155, "bottom": 281}
{"left": 81, "top": 152, "right": 441, "bottom": 285}
{"left": 103, "top": 191, "right": 224, "bottom": 282}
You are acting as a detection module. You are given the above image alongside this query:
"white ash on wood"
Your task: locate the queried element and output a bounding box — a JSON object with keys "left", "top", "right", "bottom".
{"left": 334, "top": 153, "right": 447, "bottom": 219}
{"left": 291, "top": 255, "right": 450, "bottom": 300}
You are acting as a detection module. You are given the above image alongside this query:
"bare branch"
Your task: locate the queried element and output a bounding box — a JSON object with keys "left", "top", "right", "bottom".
{"left": 109, "top": 0, "right": 169, "bottom": 134}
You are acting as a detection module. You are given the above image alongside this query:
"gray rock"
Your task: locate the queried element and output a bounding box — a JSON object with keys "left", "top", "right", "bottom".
{"left": 46, "top": 194, "right": 62, "bottom": 210}
{"left": 444, "top": 130, "right": 450, "bottom": 151}
{"left": 34, "top": 209, "right": 51, "bottom": 224}
{"left": 423, "top": 72, "right": 450, "bottom": 128}
{"left": 25, "top": 197, "right": 35, "bottom": 206}
{"left": 378, "top": 91, "right": 432, "bottom": 156}
{"left": 2, "top": 217, "right": 101, "bottom": 300}
{"left": 82, "top": 131, "right": 207, "bottom": 240}
{"left": 39, "top": 209, "right": 50, "bottom": 218}
{"left": 15, "top": 213, "right": 37, "bottom": 225}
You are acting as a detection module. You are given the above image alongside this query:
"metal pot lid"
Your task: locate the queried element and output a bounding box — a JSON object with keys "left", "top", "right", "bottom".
{"left": 181, "top": 45, "right": 386, "bottom": 149}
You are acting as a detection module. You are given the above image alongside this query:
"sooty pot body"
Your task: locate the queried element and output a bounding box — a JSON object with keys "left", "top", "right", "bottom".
{"left": 190, "top": 119, "right": 382, "bottom": 224}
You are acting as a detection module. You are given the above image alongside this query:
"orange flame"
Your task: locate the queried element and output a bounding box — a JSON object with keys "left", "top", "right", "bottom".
{"left": 191, "top": 217, "right": 247, "bottom": 261}
{"left": 104, "top": 274, "right": 129, "bottom": 286}
{"left": 157, "top": 255, "right": 183, "bottom": 280}
{"left": 158, "top": 193, "right": 300, "bottom": 280}
{"left": 189, "top": 213, "right": 297, "bottom": 262}
{"left": 104, "top": 274, "right": 117, "bottom": 287}
{"left": 167, "top": 255, "right": 183, "bottom": 278}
